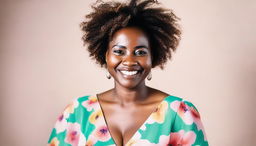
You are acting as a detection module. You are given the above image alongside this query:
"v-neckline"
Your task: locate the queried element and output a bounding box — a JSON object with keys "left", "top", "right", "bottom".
{"left": 94, "top": 94, "right": 171, "bottom": 146}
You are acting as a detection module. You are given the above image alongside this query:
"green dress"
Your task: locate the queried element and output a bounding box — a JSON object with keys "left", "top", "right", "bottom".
{"left": 48, "top": 95, "right": 209, "bottom": 146}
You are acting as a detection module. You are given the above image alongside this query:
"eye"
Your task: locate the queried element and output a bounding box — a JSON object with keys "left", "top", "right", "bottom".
{"left": 113, "top": 49, "right": 125, "bottom": 56}
{"left": 134, "top": 49, "right": 148, "bottom": 56}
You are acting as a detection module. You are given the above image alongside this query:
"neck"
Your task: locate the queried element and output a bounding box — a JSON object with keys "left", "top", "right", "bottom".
{"left": 112, "top": 81, "right": 149, "bottom": 106}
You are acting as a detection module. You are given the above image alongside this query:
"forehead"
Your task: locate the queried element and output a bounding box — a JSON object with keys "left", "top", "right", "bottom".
{"left": 110, "top": 27, "right": 149, "bottom": 46}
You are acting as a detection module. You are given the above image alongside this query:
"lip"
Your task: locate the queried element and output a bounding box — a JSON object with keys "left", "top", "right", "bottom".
{"left": 117, "top": 66, "right": 142, "bottom": 71}
{"left": 117, "top": 68, "right": 143, "bottom": 79}
{"left": 120, "top": 70, "right": 139, "bottom": 76}
{"left": 119, "top": 70, "right": 139, "bottom": 79}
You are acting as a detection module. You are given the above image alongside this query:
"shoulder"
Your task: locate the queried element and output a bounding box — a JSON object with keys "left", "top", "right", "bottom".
{"left": 165, "top": 95, "right": 200, "bottom": 113}
{"left": 168, "top": 96, "right": 208, "bottom": 145}
{"left": 162, "top": 95, "right": 202, "bottom": 120}
{"left": 63, "top": 94, "right": 99, "bottom": 116}
{"left": 147, "top": 87, "right": 199, "bottom": 111}
{"left": 59, "top": 95, "right": 99, "bottom": 116}
{"left": 71, "top": 95, "right": 98, "bottom": 106}
{"left": 75, "top": 95, "right": 91, "bottom": 103}
{"left": 167, "top": 96, "right": 204, "bottom": 129}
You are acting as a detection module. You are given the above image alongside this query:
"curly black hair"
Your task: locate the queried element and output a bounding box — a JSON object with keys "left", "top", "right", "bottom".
{"left": 80, "top": 0, "right": 181, "bottom": 69}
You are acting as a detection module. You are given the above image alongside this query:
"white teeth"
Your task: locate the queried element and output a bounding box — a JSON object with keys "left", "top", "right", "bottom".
{"left": 120, "top": 70, "right": 138, "bottom": 76}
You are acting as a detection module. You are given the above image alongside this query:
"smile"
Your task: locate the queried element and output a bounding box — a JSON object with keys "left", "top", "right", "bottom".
{"left": 120, "top": 70, "right": 139, "bottom": 76}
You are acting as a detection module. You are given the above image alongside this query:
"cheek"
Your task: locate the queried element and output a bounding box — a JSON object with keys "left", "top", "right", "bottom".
{"left": 106, "top": 55, "right": 121, "bottom": 69}
{"left": 142, "top": 56, "right": 152, "bottom": 68}
{"left": 137, "top": 57, "right": 152, "bottom": 72}
{"left": 148, "top": 57, "right": 152, "bottom": 66}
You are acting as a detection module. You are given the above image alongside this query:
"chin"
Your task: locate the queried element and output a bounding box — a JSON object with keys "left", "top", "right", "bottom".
{"left": 117, "top": 80, "right": 145, "bottom": 89}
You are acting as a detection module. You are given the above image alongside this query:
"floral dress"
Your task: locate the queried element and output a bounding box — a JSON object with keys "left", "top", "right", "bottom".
{"left": 48, "top": 95, "right": 209, "bottom": 146}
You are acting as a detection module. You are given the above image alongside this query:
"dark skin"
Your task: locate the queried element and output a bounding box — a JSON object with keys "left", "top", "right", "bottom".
{"left": 97, "top": 27, "right": 169, "bottom": 146}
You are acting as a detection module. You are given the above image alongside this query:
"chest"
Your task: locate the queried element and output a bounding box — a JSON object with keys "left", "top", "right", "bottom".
{"left": 100, "top": 103, "right": 157, "bottom": 146}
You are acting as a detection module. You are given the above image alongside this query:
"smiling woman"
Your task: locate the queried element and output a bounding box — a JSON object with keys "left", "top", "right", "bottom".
{"left": 47, "top": 0, "right": 209, "bottom": 146}
{"left": 106, "top": 27, "right": 152, "bottom": 89}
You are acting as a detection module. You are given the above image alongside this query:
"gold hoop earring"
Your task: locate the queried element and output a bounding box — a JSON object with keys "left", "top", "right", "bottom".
{"left": 147, "top": 72, "right": 152, "bottom": 81}
{"left": 106, "top": 71, "right": 111, "bottom": 79}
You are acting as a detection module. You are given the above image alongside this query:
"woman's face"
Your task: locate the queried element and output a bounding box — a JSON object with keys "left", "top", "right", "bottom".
{"left": 105, "top": 27, "right": 152, "bottom": 89}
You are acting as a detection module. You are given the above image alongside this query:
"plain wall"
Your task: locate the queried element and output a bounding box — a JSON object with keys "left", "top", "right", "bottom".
{"left": 1, "top": 0, "right": 255, "bottom": 145}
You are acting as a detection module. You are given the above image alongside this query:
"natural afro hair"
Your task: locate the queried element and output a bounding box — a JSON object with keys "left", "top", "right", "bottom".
{"left": 80, "top": 0, "right": 181, "bottom": 69}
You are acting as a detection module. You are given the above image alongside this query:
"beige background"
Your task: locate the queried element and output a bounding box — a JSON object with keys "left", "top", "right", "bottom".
{"left": 1, "top": 0, "right": 256, "bottom": 145}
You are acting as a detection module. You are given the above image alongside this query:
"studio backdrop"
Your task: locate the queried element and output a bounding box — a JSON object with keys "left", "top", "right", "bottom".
{"left": 0, "top": 0, "right": 255, "bottom": 145}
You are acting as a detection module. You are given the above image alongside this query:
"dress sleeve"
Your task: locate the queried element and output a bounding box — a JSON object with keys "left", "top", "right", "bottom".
{"left": 47, "top": 98, "right": 86, "bottom": 146}
{"left": 170, "top": 100, "right": 209, "bottom": 146}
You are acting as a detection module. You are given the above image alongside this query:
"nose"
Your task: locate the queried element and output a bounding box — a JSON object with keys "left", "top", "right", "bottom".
{"left": 122, "top": 54, "right": 138, "bottom": 66}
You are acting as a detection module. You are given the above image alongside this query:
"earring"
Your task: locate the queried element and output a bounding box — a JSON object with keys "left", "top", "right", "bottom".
{"left": 106, "top": 71, "right": 111, "bottom": 79}
{"left": 147, "top": 72, "right": 152, "bottom": 81}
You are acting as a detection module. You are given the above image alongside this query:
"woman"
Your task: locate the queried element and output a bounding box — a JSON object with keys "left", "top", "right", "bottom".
{"left": 48, "top": 0, "right": 209, "bottom": 145}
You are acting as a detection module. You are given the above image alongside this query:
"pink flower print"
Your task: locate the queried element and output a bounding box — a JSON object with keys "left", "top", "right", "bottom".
{"left": 48, "top": 137, "right": 60, "bottom": 146}
{"left": 82, "top": 96, "right": 98, "bottom": 111}
{"left": 169, "top": 130, "right": 196, "bottom": 146}
{"left": 58, "top": 114, "right": 64, "bottom": 121}
{"left": 170, "top": 100, "right": 180, "bottom": 112}
{"left": 156, "top": 134, "right": 171, "bottom": 145}
{"left": 126, "top": 134, "right": 170, "bottom": 146}
{"left": 65, "top": 123, "right": 84, "bottom": 146}
{"left": 54, "top": 99, "right": 79, "bottom": 134}
{"left": 126, "top": 139, "right": 153, "bottom": 146}
{"left": 128, "top": 134, "right": 170, "bottom": 146}
{"left": 170, "top": 100, "right": 207, "bottom": 140}
{"left": 177, "top": 102, "right": 195, "bottom": 125}
{"left": 170, "top": 100, "right": 201, "bottom": 125}
{"left": 54, "top": 113, "right": 68, "bottom": 133}
{"left": 93, "top": 125, "right": 111, "bottom": 142}
{"left": 188, "top": 106, "right": 206, "bottom": 137}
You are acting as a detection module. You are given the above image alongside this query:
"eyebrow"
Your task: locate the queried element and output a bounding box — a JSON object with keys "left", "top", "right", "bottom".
{"left": 112, "top": 45, "right": 149, "bottom": 49}
{"left": 112, "top": 45, "right": 126, "bottom": 49}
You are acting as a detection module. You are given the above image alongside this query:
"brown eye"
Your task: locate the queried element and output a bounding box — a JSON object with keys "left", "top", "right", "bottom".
{"left": 113, "top": 49, "right": 125, "bottom": 55}
{"left": 135, "top": 49, "right": 148, "bottom": 56}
